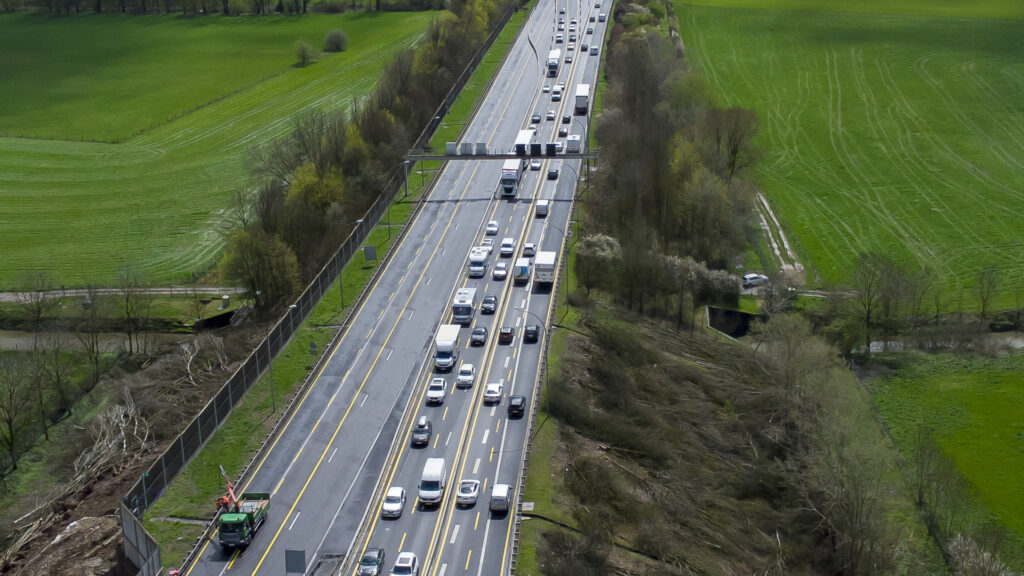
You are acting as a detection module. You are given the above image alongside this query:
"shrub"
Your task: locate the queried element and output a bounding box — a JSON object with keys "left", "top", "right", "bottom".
{"left": 295, "top": 40, "right": 321, "bottom": 67}
{"left": 324, "top": 29, "right": 349, "bottom": 52}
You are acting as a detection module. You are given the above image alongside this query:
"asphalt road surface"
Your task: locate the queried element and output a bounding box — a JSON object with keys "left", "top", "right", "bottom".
{"left": 183, "top": 0, "right": 604, "bottom": 573}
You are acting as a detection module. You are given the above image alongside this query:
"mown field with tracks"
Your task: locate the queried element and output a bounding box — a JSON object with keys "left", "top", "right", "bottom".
{"left": 676, "top": 0, "right": 1024, "bottom": 304}
{"left": 0, "top": 12, "right": 431, "bottom": 288}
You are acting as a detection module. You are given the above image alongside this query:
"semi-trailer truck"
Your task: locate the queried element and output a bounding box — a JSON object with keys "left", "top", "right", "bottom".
{"left": 547, "top": 49, "right": 561, "bottom": 77}
{"left": 514, "top": 129, "right": 534, "bottom": 156}
{"left": 500, "top": 158, "right": 525, "bottom": 196}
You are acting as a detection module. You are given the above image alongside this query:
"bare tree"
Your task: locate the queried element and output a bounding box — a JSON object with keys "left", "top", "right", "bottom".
{"left": 850, "top": 253, "right": 887, "bottom": 352}
{"left": 698, "top": 107, "right": 760, "bottom": 182}
{"left": 118, "top": 268, "right": 145, "bottom": 355}
{"left": 15, "top": 273, "right": 59, "bottom": 441}
{"left": 44, "top": 329, "right": 76, "bottom": 417}
{"left": 76, "top": 286, "right": 107, "bottom": 390}
{"left": 0, "top": 357, "right": 35, "bottom": 470}
{"left": 975, "top": 268, "right": 999, "bottom": 325}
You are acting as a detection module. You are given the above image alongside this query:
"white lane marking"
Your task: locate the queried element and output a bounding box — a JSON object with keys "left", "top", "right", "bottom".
{"left": 489, "top": 405, "right": 496, "bottom": 417}
{"left": 359, "top": 394, "right": 368, "bottom": 408}
{"left": 520, "top": 298, "right": 526, "bottom": 308}
{"left": 446, "top": 431, "right": 452, "bottom": 446}
{"left": 503, "top": 356, "right": 510, "bottom": 368}
{"left": 426, "top": 277, "right": 432, "bottom": 287}
{"left": 482, "top": 429, "right": 490, "bottom": 444}
{"left": 473, "top": 458, "right": 481, "bottom": 474}
{"left": 387, "top": 349, "right": 394, "bottom": 361}
{"left": 515, "top": 317, "right": 521, "bottom": 328}
{"left": 408, "top": 310, "right": 415, "bottom": 320}
{"left": 328, "top": 448, "right": 338, "bottom": 463}
{"left": 442, "top": 248, "right": 447, "bottom": 256}
{"left": 288, "top": 512, "right": 301, "bottom": 531}
{"left": 439, "top": 564, "right": 447, "bottom": 576}
{"left": 450, "top": 524, "right": 461, "bottom": 544}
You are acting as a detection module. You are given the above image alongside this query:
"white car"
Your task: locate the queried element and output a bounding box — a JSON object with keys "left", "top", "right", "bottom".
{"left": 426, "top": 377, "right": 447, "bottom": 404}
{"left": 456, "top": 364, "right": 476, "bottom": 388}
{"left": 485, "top": 220, "right": 499, "bottom": 235}
{"left": 499, "top": 237, "right": 515, "bottom": 257}
{"left": 546, "top": 110, "right": 556, "bottom": 121}
{"left": 381, "top": 486, "right": 406, "bottom": 518}
{"left": 492, "top": 262, "right": 508, "bottom": 280}
{"left": 456, "top": 479, "right": 480, "bottom": 507}
{"left": 555, "top": 33, "right": 563, "bottom": 43}
{"left": 530, "top": 159, "right": 542, "bottom": 171}
{"left": 391, "top": 552, "right": 419, "bottom": 576}
{"left": 542, "top": 84, "right": 551, "bottom": 93}
{"left": 522, "top": 243, "right": 537, "bottom": 257}
{"left": 480, "top": 238, "right": 493, "bottom": 253}
{"left": 483, "top": 382, "right": 503, "bottom": 404}
{"left": 742, "top": 273, "right": 769, "bottom": 288}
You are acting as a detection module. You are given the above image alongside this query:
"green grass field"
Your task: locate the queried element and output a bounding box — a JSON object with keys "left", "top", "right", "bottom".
{"left": 873, "top": 352, "right": 1024, "bottom": 565}
{"left": 676, "top": 1, "right": 1024, "bottom": 304}
{"left": 0, "top": 11, "right": 432, "bottom": 289}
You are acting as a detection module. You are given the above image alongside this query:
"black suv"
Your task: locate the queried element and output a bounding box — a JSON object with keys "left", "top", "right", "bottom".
{"left": 524, "top": 324, "right": 540, "bottom": 343}
{"left": 481, "top": 295, "right": 498, "bottom": 314}
{"left": 357, "top": 548, "right": 386, "bottom": 576}
{"left": 507, "top": 395, "right": 526, "bottom": 418}
{"left": 411, "top": 416, "right": 432, "bottom": 447}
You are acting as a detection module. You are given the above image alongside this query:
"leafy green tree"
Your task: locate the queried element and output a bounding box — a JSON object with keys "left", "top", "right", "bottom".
{"left": 295, "top": 40, "right": 320, "bottom": 67}
{"left": 219, "top": 228, "right": 301, "bottom": 311}
{"left": 324, "top": 29, "right": 349, "bottom": 52}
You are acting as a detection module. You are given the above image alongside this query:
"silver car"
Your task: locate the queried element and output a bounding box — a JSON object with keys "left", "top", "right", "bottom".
{"left": 456, "top": 479, "right": 480, "bottom": 507}
{"left": 381, "top": 486, "right": 406, "bottom": 518}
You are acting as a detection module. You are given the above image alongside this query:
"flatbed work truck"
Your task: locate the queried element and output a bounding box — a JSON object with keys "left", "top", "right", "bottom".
{"left": 216, "top": 466, "right": 270, "bottom": 548}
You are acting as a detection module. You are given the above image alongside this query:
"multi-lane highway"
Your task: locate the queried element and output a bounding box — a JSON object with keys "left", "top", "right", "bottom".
{"left": 183, "top": 0, "right": 605, "bottom": 573}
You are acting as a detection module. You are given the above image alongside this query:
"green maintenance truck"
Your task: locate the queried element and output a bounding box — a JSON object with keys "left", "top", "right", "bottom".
{"left": 216, "top": 466, "right": 270, "bottom": 549}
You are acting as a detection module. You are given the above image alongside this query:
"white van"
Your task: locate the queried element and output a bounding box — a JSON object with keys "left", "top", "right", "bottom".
{"left": 535, "top": 199, "right": 550, "bottom": 217}
{"left": 489, "top": 483, "right": 511, "bottom": 513}
{"left": 419, "top": 458, "right": 447, "bottom": 507}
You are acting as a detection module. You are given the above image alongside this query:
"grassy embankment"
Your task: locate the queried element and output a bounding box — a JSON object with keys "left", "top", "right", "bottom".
{"left": 677, "top": 0, "right": 1024, "bottom": 307}
{"left": 143, "top": 5, "right": 534, "bottom": 568}
{"left": 0, "top": 11, "right": 432, "bottom": 288}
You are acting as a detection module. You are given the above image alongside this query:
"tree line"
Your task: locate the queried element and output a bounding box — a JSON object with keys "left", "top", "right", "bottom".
{"left": 4, "top": 0, "right": 442, "bottom": 17}
{"left": 219, "top": 0, "right": 514, "bottom": 310}
{"left": 574, "top": 9, "right": 759, "bottom": 327}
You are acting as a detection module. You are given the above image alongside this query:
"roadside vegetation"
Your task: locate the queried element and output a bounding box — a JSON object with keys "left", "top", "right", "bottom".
{"left": 517, "top": 0, "right": 1003, "bottom": 573}
{"left": 676, "top": 0, "right": 1024, "bottom": 306}
{"left": 0, "top": 11, "right": 432, "bottom": 288}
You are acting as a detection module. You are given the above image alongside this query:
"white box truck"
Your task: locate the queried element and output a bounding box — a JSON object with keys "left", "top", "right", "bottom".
{"left": 434, "top": 324, "right": 460, "bottom": 371}
{"left": 574, "top": 83, "right": 590, "bottom": 114}
{"left": 452, "top": 287, "right": 477, "bottom": 325}
{"left": 419, "top": 458, "right": 447, "bottom": 506}
{"left": 566, "top": 134, "right": 582, "bottom": 154}
{"left": 534, "top": 251, "right": 558, "bottom": 284}
{"left": 514, "top": 129, "right": 534, "bottom": 156}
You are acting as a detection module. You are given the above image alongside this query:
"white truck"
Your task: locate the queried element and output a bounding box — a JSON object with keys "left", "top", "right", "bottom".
{"left": 566, "top": 134, "right": 582, "bottom": 154}
{"left": 452, "top": 287, "right": 477, "bottom": 325}
{"left": 574, "top": 83, "right": 590, "bottom": 114}
{"left": 513, "top": 257, "right": 532, "bottom": 285}
{"left": 434, "top": 324, "right": 460, "bottom": 371}
{"left": 514, "top": 129, "right": 534, "bottom": 156}
{"left": 547, "top": 48, "right": 561, "bottom": 77}
{"left": 534, "top": 251, "right": 558, "bottom": 284}
{"left": 418, "top": 458, "right": 447, "bottom": 507}
{"left": 468, "top": 246, "right": 489, "bottom": 277}
{"left": 500, "top": 158, "right": 525, "bottom": 197}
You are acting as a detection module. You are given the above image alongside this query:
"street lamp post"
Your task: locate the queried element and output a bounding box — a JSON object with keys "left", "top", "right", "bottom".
{"left": 547, "top": 220, "right": 577, "bottom": 319}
